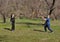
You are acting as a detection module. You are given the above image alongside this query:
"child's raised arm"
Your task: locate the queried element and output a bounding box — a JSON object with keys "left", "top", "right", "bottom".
{"left": 41, "top": 16, "right": 46, "bottom": 21}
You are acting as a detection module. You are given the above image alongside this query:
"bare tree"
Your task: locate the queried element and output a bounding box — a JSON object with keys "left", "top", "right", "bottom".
{"left": 0, "top": 0, "right": 6, "bottom": 23}
{"left": 45, "top": 0, "right": 56, "bottom": 20}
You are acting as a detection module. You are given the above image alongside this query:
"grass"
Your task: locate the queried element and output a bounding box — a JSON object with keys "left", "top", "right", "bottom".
{"left": 0, "top": 18, "right": 60, "bottom": 42}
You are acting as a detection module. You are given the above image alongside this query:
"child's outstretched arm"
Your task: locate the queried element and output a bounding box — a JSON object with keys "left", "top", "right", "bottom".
{"left": 41, "top": 16, "right": 46, "bottom": 21}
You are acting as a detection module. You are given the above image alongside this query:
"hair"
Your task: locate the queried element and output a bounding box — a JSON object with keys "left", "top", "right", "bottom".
{"left": 11, "top": 13, "right": 15, "bottom": 18}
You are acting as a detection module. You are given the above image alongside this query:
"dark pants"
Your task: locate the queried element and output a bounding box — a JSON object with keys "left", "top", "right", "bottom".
{"left": 11, "top": 21, "right": 15, "bottom": 30}
{"left": 44, "top": 24, "right": 53, "bottom": 32}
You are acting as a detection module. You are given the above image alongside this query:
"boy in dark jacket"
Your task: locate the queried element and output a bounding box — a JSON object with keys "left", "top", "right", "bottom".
{"left": 10, "top": 14, "right": 15, "bottom": 31}
{"left": 42, "top": 15, "right": 53, "bottom": 32}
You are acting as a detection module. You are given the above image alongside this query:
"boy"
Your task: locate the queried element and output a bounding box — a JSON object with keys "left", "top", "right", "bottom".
{"left": 10, "top": 14, "right": 15, "bottom": 31}
{"left": 42, "top": 15, "right": 53, "bottom": 32}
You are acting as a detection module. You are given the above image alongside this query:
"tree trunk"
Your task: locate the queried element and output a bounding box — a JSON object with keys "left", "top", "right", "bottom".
{"left": 2, "top": 14, "right": 6, "bottom": 23}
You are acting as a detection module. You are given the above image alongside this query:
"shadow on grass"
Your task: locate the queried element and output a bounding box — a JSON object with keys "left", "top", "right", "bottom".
{"left": 0, "top": 40, "right": 2, "bottom": 42}
{"left": 4, "top": 28, "right": 11, "bottom": 31}
{"left": 0, "top": 22, "right": 4, "bottom": 23}
{"left": 16, "top": 22, "right": 44, "bottom": 28}
{"left": 16, "top": 22, "right": 44, "bottom": 25}
{"left": 33, "top": 29, "right": 44, "bottom": 32}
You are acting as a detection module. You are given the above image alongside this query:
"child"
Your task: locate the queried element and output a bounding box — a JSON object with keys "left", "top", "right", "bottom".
{"left": 42, "top": 15, "right": 53, "bottom": 32}
{"left": 10, "top": 14, "right": 15, "bottom": 31}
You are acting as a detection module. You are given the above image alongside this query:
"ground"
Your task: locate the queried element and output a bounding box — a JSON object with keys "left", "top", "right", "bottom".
{"left": 0, "top": 18, "right": 60, "bottom": 42}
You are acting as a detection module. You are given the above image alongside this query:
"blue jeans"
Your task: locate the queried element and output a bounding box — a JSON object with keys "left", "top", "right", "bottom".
{"left": 44, "top": 24, "right": 53, "bottom": 32}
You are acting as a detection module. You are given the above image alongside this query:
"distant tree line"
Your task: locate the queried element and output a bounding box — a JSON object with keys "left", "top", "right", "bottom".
{"left": 0, "top": 0, "right": 60, "bottom": 23}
